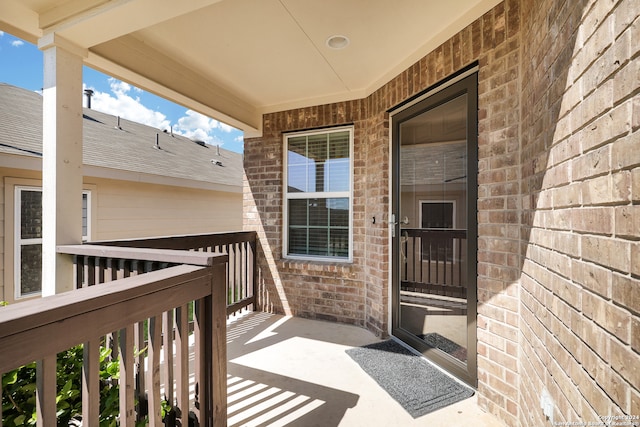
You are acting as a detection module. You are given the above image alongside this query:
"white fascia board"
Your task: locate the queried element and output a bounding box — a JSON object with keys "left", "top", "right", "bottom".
{"left": 0, "top": 153, "right": 42, "bottom": 171}
{"left": 82, "top": 164, "right": 243, "bottom": 193}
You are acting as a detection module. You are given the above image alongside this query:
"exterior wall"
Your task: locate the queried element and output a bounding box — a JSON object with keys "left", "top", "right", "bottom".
{"left": 90, "top": 177, "right": 242, "bottom": 240}
{"left": 1, "top": 168, "right": 242, "bottom": 303}
{"left": 519, "top": 0, "right": 640, "bottom": 425}
{"left": 244, "top": 0, "right": 639, "bottom": 426}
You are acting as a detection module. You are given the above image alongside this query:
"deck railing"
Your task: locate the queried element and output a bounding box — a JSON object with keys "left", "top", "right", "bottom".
{"left": 68, "top": 231, "right": 257, "bottom": 316}
{"left": 1, "top": 231, "right": 256, "bottom": 427}
{"left": 0, "top": 252, "right": 227, "bottom": 427}
{"left": 400, "top": 228, "right": 467, "bottom": 299}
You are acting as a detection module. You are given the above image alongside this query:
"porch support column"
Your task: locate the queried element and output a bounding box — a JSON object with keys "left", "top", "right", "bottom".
{"left": 38, "top": 33, "right": 86, "bottom": 296}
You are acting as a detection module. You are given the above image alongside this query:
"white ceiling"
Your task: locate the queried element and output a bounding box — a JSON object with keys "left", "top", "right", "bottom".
{"left": 1, "top": 0, "right": 500, "bottom": 135}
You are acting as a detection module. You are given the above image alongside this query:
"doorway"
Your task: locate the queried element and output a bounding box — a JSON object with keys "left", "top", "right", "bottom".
{"left": 391, "top": 72, "right": 478, "bottom": 386}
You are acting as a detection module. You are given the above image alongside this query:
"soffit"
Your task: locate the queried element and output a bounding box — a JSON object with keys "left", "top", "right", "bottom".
{"left": 0, "top": 0, "right": 500, "bottom": 135}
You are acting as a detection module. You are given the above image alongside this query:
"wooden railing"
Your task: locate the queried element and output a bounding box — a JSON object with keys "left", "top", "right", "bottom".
{"left": 0, "top": 250, "right": 228, "bottom": 427}
{"left": 400, "top": 228, "right": 467, "bottom": 299}
{"left": 68, "top": 231, "right": 257, "bottom": 316}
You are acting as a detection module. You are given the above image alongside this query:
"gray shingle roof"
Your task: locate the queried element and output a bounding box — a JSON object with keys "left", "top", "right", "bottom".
{"left": 0, "top": 83, "right": 242, "bottom": 190}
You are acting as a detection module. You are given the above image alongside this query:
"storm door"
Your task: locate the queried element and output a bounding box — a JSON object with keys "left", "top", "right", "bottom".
{"left": 391, "top": 72, "right": 478, "bottom": 386}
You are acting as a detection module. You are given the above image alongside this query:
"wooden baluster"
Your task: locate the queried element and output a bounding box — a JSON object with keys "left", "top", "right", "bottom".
{"left": 73, "top": 254, "right": 81, "bottom": 289}
{"left": 444, "top": 238, "right": 448, "bottom": 293}
{"left": 123, "top": 259, "right": 131, "bottom": 278}
{"left": 193, "top": 298, "right": 204, "bottom": 425}
{"left": 211, "top": 262, "right": 228, "bottom": 426}
{"left": 84, "top": 255, "right": 93, "bottom": 287}
{"left": 174, "top": 304, "right": 190, "bottom": 425}
{"left": 163, "top": 309, "right": 174, "bottom": 409}
{"left": 134, "top": 321, "right": 146, "bottom": 419}
{"left": 458, "top": 237, "right": 463, "bottom": 291}
{"left": 105, "top": 257, "right": 116, "bottom": 282}
{"left": 119, "top": 325, "right": 136, "bottom": 427}
{"left": 250, "top": 237, "right": 257, "bottom": 310}
{"left": 419, "top": 233, "right": 424, "bottom": 285}
{"left": 435, "top": 238, "right": 440, "bottom": 288}
{"left": 147, "top": 315, "right": 163, "bottom": 427}
{"left": 83, "top": 338, "right": 100, "bottom": 426}
{"left": 117, "top": 259, "right": 125, "bottom": 280}
{"left": 35, "top": 355, "right": 56, "bottom": 427}
{"left": 226, "top": 244, "right": 233, "bottom": 307}
{"left": 97, "top": 257, "right": 106, "bottom": 285}
{"left": 411, "top": 235, "right": 416, "bottom": 283}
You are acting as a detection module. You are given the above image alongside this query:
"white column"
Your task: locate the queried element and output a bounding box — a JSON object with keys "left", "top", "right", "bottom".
{"left": 38, "top": 34, "right": 86, "bottom": 296}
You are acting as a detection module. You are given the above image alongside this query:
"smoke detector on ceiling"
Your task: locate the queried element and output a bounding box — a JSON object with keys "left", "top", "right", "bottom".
{"left": 326, "top": 35, "right": 350, "bottom": 49}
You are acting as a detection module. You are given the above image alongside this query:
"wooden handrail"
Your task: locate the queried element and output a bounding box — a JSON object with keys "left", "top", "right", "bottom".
{"left": 58, "top": 244, "right": 221, "bottom": 266}
{"left": 93, "top": 230, "right": 256, "bottom": 250}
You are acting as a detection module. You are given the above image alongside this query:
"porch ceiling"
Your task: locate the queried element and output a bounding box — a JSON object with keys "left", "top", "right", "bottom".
{"left": 1, "top": 0, "right": 500, "bottom": 135}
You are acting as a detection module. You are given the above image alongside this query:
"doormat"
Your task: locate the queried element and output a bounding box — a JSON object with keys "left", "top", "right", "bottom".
{"left": 346, "top": 339, "right": 474, "bottom": 418}
{"left": 420, "top": 332, "right": 468, "bottom": 363}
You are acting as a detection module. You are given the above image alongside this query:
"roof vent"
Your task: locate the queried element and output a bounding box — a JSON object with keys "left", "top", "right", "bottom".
{"left": 115, "top": 116, "right": 122, "bottom": 130}
{"left": 154, "top": 133, "right": 161, "bottom": 150}
{"left": 212, "top": 159, "right": 223, "bottom": 166}
{"left": 193, "top": 139, "right": 206, "bottom": 147}
{"left": 84, "top": 89, "right": 94, "bottom": 109}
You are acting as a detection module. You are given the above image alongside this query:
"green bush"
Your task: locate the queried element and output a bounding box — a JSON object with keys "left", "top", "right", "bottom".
{"left": 2, "top": 344, "right": 168, "bottom": 427}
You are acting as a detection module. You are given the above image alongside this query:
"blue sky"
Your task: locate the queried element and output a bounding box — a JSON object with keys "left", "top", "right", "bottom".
{"left": 0, "top": 31, "right": 244, "bottom": 153}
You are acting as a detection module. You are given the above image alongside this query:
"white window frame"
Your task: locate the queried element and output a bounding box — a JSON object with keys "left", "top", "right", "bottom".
{"left": 283, "top": 126, "right": 354, "bottom": 262}
{"left": 14, "top": 186, "right": 91, "bottom": 298}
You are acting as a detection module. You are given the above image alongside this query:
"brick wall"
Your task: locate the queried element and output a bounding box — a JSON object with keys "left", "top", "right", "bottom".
{"left": 519, "top": 0, "right": 640, "bottom": 424}
{"left": 243, "top": 0, "right": 639, "bottom": 425}
{"left": 245, "top": 1, "right": 522, "bottom": 424}
{"left": 244, "top": 101, "right": 369, "bottom": 326}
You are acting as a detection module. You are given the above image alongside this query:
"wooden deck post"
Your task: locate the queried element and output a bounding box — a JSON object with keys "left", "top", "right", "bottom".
{"left": 210, "top": 262, "right": 228, "bottom": 426}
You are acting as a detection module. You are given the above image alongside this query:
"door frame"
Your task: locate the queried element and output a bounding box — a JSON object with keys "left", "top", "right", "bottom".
{"left": 389, "top": 68, "right": 478, "bottom": 387}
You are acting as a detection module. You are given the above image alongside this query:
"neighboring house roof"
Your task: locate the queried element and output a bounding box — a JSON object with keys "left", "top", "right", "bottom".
{"left": 0, "top": 83, "right": 243, "bottom": 191}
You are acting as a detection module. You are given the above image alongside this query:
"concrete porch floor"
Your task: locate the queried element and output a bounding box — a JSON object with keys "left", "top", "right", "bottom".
{"left": 226, "top": 311, "right": 504, "bottom": 427}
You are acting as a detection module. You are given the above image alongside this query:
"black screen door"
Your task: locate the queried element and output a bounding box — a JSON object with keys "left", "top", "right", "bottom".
{"left": 391, "top": 72, "right": 478, "bottom": 386}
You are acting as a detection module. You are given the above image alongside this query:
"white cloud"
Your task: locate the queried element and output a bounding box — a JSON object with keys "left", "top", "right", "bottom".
{"left": 82, "top": 78, "right": 241, "bottom": 151}
{"left": 173, "top": 110, "right": 235, "bottom": 144}
{"left": 0, "top": 31, "right": 4, "bottom": 37}
{"left": 11, "top": 40, "right": 24, "bottom": 47}
{"left": 85, "top": 79, "right": 170, "bottom": 131}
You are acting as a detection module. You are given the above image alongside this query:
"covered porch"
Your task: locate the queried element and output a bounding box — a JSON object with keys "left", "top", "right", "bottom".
{"left": 226, "top": 311, "right": 502, "bottom": 427}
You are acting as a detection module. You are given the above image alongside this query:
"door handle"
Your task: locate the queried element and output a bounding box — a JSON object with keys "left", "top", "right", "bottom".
{"left": 389, "top": 215, "right": 410, "bottom": 237}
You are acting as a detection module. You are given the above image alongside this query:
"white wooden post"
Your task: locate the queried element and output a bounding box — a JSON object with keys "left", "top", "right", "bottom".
{"left": 38, "top": 33, "right": 86, "bottom": 296}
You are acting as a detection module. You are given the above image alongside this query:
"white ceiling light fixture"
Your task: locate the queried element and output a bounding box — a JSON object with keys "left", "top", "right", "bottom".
{"left": 326, "top": 35, "right": 350, "bottom": 49}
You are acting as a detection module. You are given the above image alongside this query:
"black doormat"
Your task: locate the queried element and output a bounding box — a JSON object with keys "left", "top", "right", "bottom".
{"left": 346, "top": 340, "right": 474, "bottom": 418}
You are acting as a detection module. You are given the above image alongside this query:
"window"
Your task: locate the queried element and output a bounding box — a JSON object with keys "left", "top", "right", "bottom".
{"left": 15, "top": 187, "right": 90, "bottom": 298}
{"left": 284, "top": 127, "right": 353, "bottom": 261}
